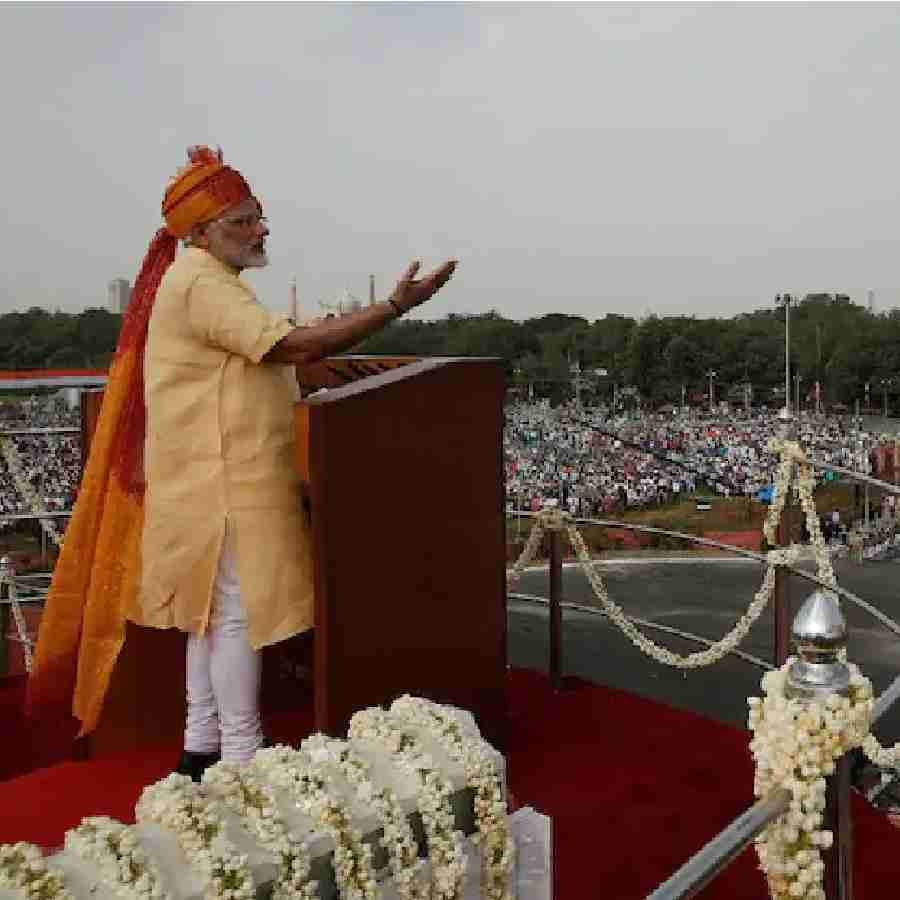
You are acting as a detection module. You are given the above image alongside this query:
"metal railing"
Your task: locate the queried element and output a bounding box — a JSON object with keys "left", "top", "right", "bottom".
{"left": 0, "top": 427, "right": 80, "bottom": 436}
{"left": 647, "top": 674, "right": 900, "bottom": 900}
{"left": 506, "top": 511, "right": 900, "bottom": 900}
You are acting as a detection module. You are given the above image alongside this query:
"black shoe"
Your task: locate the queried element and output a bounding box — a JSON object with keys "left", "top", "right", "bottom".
{"left": 174, "top": 750, "right": 221, "bottom": 783}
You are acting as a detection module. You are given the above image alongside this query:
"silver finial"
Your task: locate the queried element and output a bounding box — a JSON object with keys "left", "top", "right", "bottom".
{"left": 785, "top": 589, "right": 850, "bottom": 700}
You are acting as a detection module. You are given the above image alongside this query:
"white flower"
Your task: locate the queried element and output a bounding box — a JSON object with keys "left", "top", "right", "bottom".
{"left": 751, "top": 657, "right": 873, "bottom": 900}
{"left": 0, "top": 843, "right": 73, "bottom": 900}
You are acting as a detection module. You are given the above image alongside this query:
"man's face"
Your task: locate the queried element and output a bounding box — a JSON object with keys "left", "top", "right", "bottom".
{"left": 199, "top": 198, "right": 270, "bottom": 270}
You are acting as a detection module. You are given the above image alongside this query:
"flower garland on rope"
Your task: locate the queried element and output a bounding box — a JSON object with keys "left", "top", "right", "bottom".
{"left": 64, "top": 817, "right": 170, "bottom": 900}
{"left": 505, "top": 517, "right": 545, "bottom": 585}
{"left": 565, "top": 519, "right": 791, "bottom": 668}
{"left": 251, "top": 747, "right": 378, "bottom": 900}
{"left": 389, "top": 697, "right": 514, "bottom": 900}
{"left": 749, "top": 663, "right": 873, "bottom": 900}
{"left": 348, "top": 708, "right": 466, "bottom": 900}
{"left": 0, "top": 842, "right": 73, "bottom": 900}
{"left": 299, "top": 734, "right": 428, "bottom": 900}
{"left": 764, "top": 439, "right": 837, "bottom": 590}
{"left": 135, "top": 774, "right": 254, "bottom": 900}
{"left": 200, "top": 763, "right": 317, "bottom": 900}
{"left": 0, "top": 437, "right": 65, "bottom": 547}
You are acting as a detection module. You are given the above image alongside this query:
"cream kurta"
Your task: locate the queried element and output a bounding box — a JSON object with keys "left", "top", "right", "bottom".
{"left": 139, "top": 247, "right": 314, "bottom": 648}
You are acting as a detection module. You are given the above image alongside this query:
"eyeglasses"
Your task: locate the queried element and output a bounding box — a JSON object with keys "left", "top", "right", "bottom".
{"left": 217, "top": 214, "right": 268, "bottom": 229}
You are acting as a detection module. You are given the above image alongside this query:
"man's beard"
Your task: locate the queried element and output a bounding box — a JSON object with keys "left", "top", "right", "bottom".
{"left": 241, "top": 249, "right": 269, "bottom": 269}
{"left": 226, "top": 243, "right": 269, "bottom": 269}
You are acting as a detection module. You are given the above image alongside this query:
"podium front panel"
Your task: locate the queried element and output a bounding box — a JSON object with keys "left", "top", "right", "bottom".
{"left": 304, "top": 358, "right": 507, "bottom": 746}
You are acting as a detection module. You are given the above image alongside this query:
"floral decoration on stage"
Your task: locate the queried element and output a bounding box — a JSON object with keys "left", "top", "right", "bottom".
{"left": 253, "top": 745, "right": 379, "bottom": 900}
{"left": 65, "top": 818, "right": 171, "bottom": 900}
{"left": 349, "top": 707, "right": 468, "bottom": 900}
{"left": 389, "top": 697, "right": 514, "bottom": 900}
{"left": 135, "top": 774, "right": 254, "bottom": 900}
{"left": 298, "top": 734, "right": 429, "bottom": 900}
{"left": 0, "top": 693, "right": 516, "bottom": 900}
{"left": 749, "top": 663, "right": 873, "bottom": 900}
{"left": 0, "top": 842, "right": 72, "bottom": 900}
{"left": 201, "top": 762, "right": 316, "bottom": 900}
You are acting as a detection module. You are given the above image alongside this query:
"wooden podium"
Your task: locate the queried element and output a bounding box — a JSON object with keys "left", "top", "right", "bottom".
{"left": 80, "top": 356, "right": 508, "bottom": 755}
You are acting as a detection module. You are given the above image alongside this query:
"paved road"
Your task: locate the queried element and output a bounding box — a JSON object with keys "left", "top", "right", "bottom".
{"left": 507, "top": 556, "right": 900, "bottom": 743}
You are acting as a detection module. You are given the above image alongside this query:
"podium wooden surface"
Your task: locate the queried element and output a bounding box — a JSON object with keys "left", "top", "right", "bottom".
{"left": 299, "top": 357, "right": 507, "bottom": 746}
{"left": 79, "top": 356, "right": 507, "bottom": 755}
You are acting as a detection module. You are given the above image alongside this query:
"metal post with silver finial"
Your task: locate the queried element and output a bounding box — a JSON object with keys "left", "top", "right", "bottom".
{"left": 773, "top": 406, "right": 797, "bottom": 665}
{"left": 785, "top": 588, "right": 853, "bottom": 900}
{"left": 0, "top": 555, "right": 10, "bottom": 594}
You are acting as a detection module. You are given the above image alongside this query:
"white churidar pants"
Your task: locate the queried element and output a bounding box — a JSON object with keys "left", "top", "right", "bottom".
{"left": 184, "top": 522, "right": 263, "bottom": 762}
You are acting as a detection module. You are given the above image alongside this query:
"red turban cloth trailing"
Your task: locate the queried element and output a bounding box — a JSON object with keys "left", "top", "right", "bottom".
{"left": 27, "top": 147, "right": 254, "bottom": 736}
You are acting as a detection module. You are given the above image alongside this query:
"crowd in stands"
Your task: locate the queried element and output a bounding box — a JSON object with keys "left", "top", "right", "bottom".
{"left": 504, "top": 401, "right": 900, "bottom": 555}
{"left": 0, "top": 396, "right": 80, "bottom": 531}
{"left": 2, "top": 394, "right": 899, "bottom": 557}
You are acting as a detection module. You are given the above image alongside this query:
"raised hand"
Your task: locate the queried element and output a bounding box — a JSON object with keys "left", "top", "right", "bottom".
{"left": 389, "top": 259, "right": 458, "bottom": 314}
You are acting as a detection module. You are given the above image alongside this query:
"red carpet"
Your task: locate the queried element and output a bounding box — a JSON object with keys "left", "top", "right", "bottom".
{"left": 1, "top": 670, "right": 898, "bottom": 898}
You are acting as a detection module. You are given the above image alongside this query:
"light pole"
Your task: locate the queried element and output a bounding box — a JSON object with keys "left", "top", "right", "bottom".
{"left": 864, "top": 381, "right": 870, "bottom": 415}
{"left": 706, "top": 369, "right": 717, "bottom": 413}
{"left": 681, "top": 383, "right": 686, "bottom": 409}
{"left": 774, "top": 293, "right": 795, "bottom": 416}
{"left": 881, "top": 377, "right": 893, "bottom": 418}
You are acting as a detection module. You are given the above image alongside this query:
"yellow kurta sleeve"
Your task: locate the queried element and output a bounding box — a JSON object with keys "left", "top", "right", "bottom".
{"left": 188, "top": 273, "right": 293, "bottom": 363}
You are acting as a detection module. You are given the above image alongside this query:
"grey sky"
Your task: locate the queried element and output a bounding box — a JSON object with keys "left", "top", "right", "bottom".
{"left": 2, "top": 2, "right": 900, "bottom": 322}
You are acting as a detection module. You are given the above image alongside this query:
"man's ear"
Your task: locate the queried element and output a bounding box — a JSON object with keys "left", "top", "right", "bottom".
{"left": 191, "top": 223, "right": 210, "bottom": 249}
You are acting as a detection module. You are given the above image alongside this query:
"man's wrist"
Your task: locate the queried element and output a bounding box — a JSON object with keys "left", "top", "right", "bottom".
{"left": 386, "top": 297, "right": 404, "bottom": 317}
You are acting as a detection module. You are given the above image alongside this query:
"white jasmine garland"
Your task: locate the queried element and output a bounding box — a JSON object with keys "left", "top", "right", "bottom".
{"left": 135, "top": 774, "right": 254, "bottom": 900}
{"left": 299, "top": 735, "right": 428, "bottom": 900}
{"left": 0, "top": 842, "right": 73, "bottom": 900}
{"left": 252, "top": 747, "right": 377, "bottom": 900}
{"left": 511, "top": 438, "right": 838, "bottom": 671}
{"left": 389, "top": 697, "right": 514, "bottom": 900}
{"left": 566, "top": 519, "right": 786, "bottom": 668}
{"left": 505, "top": 519, "right": 545, "bottom": 584}
{"left": 65, "top": 817, "right": 170, "bottom": 900}
{"left": 749, "top": 662, "right": 873, "bottom": 900}
{"left": 201, "top": 763, "right": 317, "bottom": 900}
{"left": 348, "top": 708, "right": 466, "bottom": 900}
{"left": 861, "top": 727, "right": 900, "bottom": 771}
{"left": 767, "top": 440, "right": 837, "bottom": 589}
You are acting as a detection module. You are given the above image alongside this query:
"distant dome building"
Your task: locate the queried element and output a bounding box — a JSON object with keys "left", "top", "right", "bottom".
{"left": 318, "top": 288, "right": 364, "bottom": 318}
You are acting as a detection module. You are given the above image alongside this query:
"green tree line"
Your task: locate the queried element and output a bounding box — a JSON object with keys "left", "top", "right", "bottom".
{"left": 358, "top": 293, "right": 900, "bottom": 409}
{"left": 0, "top": 307, "right": 121, "bottom": 370}
{"left": 3, "top": 294, "right": 899, "bottom": 408}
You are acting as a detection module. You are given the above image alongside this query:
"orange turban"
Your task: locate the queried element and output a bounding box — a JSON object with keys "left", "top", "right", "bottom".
{"left": 27, "top": 145, "right": 254, "bottom": 737}
{"left": 162, "top": 145, "right": 254, "bottom": 239}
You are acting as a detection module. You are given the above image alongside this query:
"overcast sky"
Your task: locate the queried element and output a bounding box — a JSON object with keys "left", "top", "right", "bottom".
{"left": 2, "top": 2, "right": 900, "bottom": 322}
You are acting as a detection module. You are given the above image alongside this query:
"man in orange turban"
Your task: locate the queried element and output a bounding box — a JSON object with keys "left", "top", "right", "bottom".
{"left": 29, "top": 146, "right": 456, "bottom": 779}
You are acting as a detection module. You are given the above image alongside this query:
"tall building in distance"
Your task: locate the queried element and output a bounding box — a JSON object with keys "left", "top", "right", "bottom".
{"left": 107, "top": 278, "right": 132, "bottom": 314}
{"left": 867, "top": 289, "right": 876, "bottom": 314}
{"left": 290, "top": 276, "right": 299, "bottom": 323}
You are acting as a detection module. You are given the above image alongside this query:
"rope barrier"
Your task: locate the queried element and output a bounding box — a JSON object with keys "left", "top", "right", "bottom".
{"left": 0, "top": 561, "right": 33, "bottom": 674}
{"left": 506, "top": 435, "right": 900, "bottom": 670}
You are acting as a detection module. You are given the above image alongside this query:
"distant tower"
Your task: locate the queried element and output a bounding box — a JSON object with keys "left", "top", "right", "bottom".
{"left": 107, "top": 278, "right": 131, "bottom": 314}
{"left": 867, "top": 289, "right": 876, "bottom": 314}
{"left": 369, "top": 274, "right": 376, "bottom": 306}
{"left": 290, "top": 276, "right": 298, "bottom": 323}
